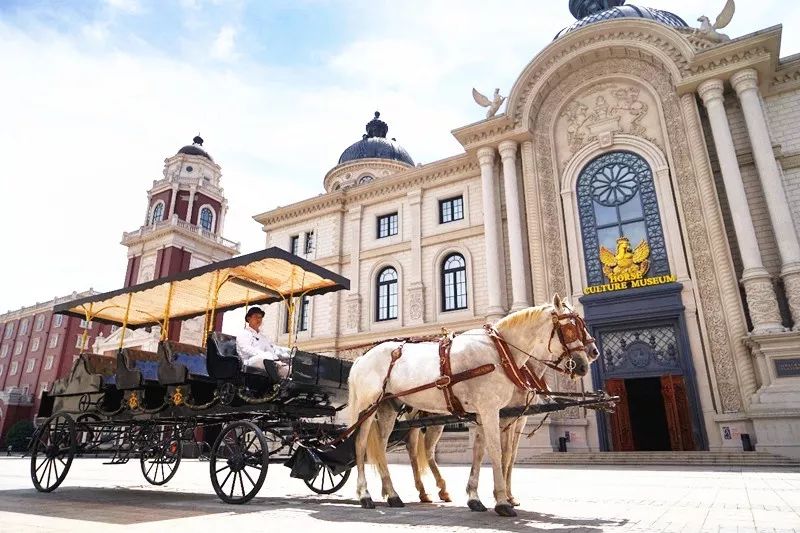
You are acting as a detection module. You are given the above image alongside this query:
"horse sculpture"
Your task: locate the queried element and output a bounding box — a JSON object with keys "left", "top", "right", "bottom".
{"left": 347, "top": 295, "right": 592, "bottom": 516}
{"left": 405, "top": 304, "right": 599, "bottom": 510}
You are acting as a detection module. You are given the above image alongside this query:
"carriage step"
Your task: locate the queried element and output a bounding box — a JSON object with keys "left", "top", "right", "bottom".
{"left": 103, "top": 459, "right": 131, "bottom": 465}
{"left": 520, "top": 451, "right": 800, "bottom": 468}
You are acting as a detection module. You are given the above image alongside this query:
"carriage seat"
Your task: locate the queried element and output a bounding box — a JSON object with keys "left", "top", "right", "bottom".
{"left": 81, "top": 353, "right": 118, "bottom": 386}
{"left": 157, "top": 340, "right": 209, "bottom": 385}
{"left": 206, "top": 332, "right": 280, "bottom": 383}
{"left": 115, "top": 348, "right": 160, "bottom": 389}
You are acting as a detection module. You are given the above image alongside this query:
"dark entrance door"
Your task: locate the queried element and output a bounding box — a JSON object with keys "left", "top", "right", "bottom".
{"left": 606, "top": 375, "right": 696, "bottom": 451}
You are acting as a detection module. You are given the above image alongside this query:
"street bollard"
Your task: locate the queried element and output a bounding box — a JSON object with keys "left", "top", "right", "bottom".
{"left": 741, "top": 433, "right": 754, "bottom": 452}
{"left": 558, "top": 437, "right": 568, "bottom": 452}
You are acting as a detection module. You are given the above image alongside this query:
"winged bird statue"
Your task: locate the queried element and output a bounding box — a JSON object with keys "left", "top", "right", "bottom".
{"left": 599, "top": 237, "right": 650, "bottom": 282}
{"left": 697, "top": 0, "right": 735, "bottom": 42}
{"left": 472, "top": 88, "right": 506, "bottom": 119}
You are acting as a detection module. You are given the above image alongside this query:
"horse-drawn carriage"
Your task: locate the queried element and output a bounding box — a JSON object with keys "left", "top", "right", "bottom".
{"left": 30, "top": 247, "right": 617, "bottom": 514}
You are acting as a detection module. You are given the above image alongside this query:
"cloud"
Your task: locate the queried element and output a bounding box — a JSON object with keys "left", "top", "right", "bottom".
{"left": 211, "top": 25, "right": 237, "bottom": 60}
{"left": 104, "top": 0, "right": 142, "bottom": 14}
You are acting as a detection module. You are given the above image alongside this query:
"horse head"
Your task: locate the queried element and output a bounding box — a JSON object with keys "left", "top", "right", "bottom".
{"left": 549, "top": 294, "right": 592, "bottom": 378}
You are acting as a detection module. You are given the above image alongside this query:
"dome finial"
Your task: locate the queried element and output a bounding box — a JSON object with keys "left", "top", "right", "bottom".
{"left": 365, "top": 111, "right": 388, "bottom": 138}
{"left": 193, "top": 134, "right": 204, "bottom": 146}
{"left": 569, "top": 0, "right": 625, "bottom": 19}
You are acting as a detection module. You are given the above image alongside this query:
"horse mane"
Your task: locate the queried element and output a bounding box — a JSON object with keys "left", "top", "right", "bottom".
{"left": 494, "top": 304, "right": 550, "bottom": 331}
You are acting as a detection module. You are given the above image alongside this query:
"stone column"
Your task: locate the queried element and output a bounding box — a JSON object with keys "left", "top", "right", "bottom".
{"left": 218, "top": 200, "right": 228, "bottom": 236}
{"left": 168, "top": 185, "right": 178, "bottom": 218}
{"left": 407, "top": 190, "right": 425, "bottom": 324}
{"left": 698, "top": 79, "right": 783, "bottom": 333}
{"left": 732, "top": 68, "right": 800, "bottom": 328}
{"left": 186, "top": 187, "right": 196, "bottom": 224}
{"left": 521, "top": 140, "right": 547, "bottom": 304}
{"left": 498, "top": 140, "right": 531, "bottom": 311}
{"left": 478, "top": 146, "right": 507, "bottom": 320}
{"left": 345, "top": 206, "right": 362, "bottom": 333}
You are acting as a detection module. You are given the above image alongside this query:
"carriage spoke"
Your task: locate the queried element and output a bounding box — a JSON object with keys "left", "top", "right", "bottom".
{"left": 229, "top": 472, "right": 236, "bottom": 499}
{"left": 238, "top": 470, "right": 246, "bottom": 497}
{"left": 146, "top": 459, "right": 157, "bottom": 478}
{"left": 215, "top": 465, "right": 230, "bottom": 475}
{"left": 241, "top": 467, "right": 256, "bottom": 488}
{"left": 35, "top": 457, "right": 48, "bottom": 474}
{"left": 46, "top": 459, "right": 53, "bottom": 487}
{"left": 219, "top": 470, "right": 233, "bottom": 490}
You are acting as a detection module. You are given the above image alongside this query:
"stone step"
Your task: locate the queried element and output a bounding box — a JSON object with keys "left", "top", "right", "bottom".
{"left": 521, "top": 451, "right": 800, "bottom": 468}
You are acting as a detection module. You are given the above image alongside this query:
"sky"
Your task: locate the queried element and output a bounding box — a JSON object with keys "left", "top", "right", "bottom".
{"left": 1, "top": 0, "right": 799, "bottom": 323}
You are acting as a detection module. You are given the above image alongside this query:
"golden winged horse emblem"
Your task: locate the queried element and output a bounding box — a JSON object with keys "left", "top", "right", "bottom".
{"left": 599, "top": 237, "right": 650, "bottom": 282}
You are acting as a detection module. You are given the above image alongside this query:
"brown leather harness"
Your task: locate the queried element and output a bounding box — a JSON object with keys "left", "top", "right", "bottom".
{"left": 334, "top": 310, "right": 590, "bottom": 443}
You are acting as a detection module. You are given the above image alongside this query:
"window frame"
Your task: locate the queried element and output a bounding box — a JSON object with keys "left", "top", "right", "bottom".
{"left": 376, "top": 212, "right": 399, "bottom": 239}
{"left": 198, "top": 205, "right": 215, "bottom": 232}
{"left": 375, "top": 267, "right": 399, "bottom": 322}
{"left": 304, "top": 231, "right": 314, "bottom": 255}
{"left": 14, "top": 341, "right": 23, "bottom": 355}
{"left": 150, "top": 200, "right": 165, "bottom": 225}
{"left": 49, "top": 334, "right": 59, "bottom": 348}
{"left": 31, "top": 337, "right": 40, "bottom": 352}
{"left": 4, "top": 323, "right": 13, "bottom": 338}
{"left": 284, "top": 295, "right": 310, "bottom": 333}
{"left": 75, "top": 335, "right": 84, "bottom": 349}
{"left": 439, "top": 196, "right": 465, "bottom": 224}
{"left": 441, "top": 253, "right": 468, "bottom": 312}
{"left": 10, "top": 361, "right": 18, "bottom": 375}
{"left": 26, "top": 359, "right": 35, "bottom": 373}
{"left": 53, "top": 315, "right": 63, "bottom": 328}
{"left": 34, "top": 314, "right": 45, "bottom": 332}
{"left": 45, "top": 355, "right": 54, "bottom": 370}
{"left": 20, "top": 318, "right": 29, "bottom": 335}
{"left": 289, "top": 235, "right": 300, "bottom": 255}
{"left": 1, "top": 344, "right": 7, "bottom": 358}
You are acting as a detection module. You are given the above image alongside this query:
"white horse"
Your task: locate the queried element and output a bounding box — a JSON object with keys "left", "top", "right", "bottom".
{"left": 406, "top": 310, "right": 599, "bottom": 511}
{"left": 347, "top": 295, "right": 591, "bottom": 516}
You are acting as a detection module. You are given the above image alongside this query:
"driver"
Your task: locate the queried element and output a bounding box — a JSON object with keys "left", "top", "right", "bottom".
{"left": 235, "top": 306, "right": 291, "bottom": 379}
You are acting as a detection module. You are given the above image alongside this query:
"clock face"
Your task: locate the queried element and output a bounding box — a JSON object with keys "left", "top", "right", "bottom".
{"left": 186, "top": 166, "right": 193, "bottom": 172}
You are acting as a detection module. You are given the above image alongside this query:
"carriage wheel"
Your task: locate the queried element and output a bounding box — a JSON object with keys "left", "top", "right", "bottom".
{"left": 304, "top": 465, "right": 351, "bottom": 495}
{"left": 140, "top": 433, "right": 182, "bottom": 486}
{"left": 210, "top": 421, "right": 268, "bottom": 504}
{"left": 30, "top": 413, "right": 76, "bottom": 492}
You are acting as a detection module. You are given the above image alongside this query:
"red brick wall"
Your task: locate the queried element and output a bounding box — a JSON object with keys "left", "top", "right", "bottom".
{"left": 124, "top": 255, "right": 141, "bottom": 287}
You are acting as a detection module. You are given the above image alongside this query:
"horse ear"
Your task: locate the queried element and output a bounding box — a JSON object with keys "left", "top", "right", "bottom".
{"left": 553, "top": 293, "right": 562, "bottom": 309}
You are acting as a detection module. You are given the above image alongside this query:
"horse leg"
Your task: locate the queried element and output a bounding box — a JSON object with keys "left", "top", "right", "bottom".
{"left": 466, "top": 420, "right": 487, "bottom": 512}
{"left": 423, "top": 425, "right": 451, "bottom": 502}
{"left": 354, "top": 415, "right": 377, "bottom": 509}
{"left": 478, "top": 408, "right": 515, "bottom": 517}
{"left": 504, "top": 416, "right": 526, "bottom": 507}
{"left": 406, "top": 427, "right": 431, "bottom": 503}
{"left": 374, "top": 403, "right": 404, "bottom": 507}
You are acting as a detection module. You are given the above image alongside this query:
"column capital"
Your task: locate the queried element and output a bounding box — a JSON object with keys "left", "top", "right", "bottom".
{"left": 477, "top": 146, "right": 496, "bottom": 166}
{"left": 498, "top": 140, "right": 518, "bottom": 160}
{"left": 697, "top": 78, "right": 725, "bottom": 106}
{"left": 731, "top": 68, "right": 759, "bottom": 95}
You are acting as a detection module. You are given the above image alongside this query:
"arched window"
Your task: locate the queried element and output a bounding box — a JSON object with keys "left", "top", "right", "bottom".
{"left": 577, "top": 151, "right": 669, "bottom": 286}
{"left": 376, "top": 267, "right": 398, "bottom": 321}
{"left": 359, "top": 175, "right": 373, "bottom": 185}
{"left": 199, "top": 207, "right": 214, "bottom": 232}
{"left": 150, "top": 202, "right": 164, "bottom": 225}
{"left": 441, "top": 253, "right": 467, "bottom": 311}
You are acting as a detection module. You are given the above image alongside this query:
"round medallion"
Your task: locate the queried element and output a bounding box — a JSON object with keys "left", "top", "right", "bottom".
{"left": 591, "top": 163, "right": 638, "bottom": 206}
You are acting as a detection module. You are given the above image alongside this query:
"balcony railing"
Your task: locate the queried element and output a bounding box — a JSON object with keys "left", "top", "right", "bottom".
{"left": 122, "top": 216, "right": 240, "bottom": 251}
{"left": 0, "top": 387, "right": 33, "bottom": 406}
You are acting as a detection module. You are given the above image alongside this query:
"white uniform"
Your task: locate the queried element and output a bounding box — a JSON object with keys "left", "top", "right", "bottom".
{"left": 235, "top": 325, "right": 290, "bottom": 378}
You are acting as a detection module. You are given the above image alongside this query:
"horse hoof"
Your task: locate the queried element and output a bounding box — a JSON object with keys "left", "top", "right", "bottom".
{"left": 508, "top": 497, "right": 520, "bottom": 507}
{"left": 387, "top": 496, "right": 405, "bottom": 508}
{"left": 419, "top": 494, "right": 432, "bottom": 503}
{"left": 439, "top": 490, "right": 452, "bottom": 503}
{"left": 467, "top": 499, "right": 487, "bottom": 512}
{"left": 360, "top": 497, "right": 376, "bottom": 509}
{"left": 494, "top": 503, "right": 517, "bottom": 517}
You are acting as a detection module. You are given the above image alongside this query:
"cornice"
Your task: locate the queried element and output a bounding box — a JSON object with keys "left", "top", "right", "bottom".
{"left": 254, "top": 154, "right": 478, "bottom": 228}
{"left": 0, "top": 290, "right": 98, "bottom": 321}
{"left": 323, "top": 159, "right": 412, "bottom": 191}
{"left": 771, "top": 53, "right": 800, "bottom": 94}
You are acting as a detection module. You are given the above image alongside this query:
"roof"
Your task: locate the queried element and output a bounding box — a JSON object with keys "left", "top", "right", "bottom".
{"left": 338, "top": 112, "right": 414, "bottom": 166}
{"left": 53, "top": 247, "right": 350, "bottom": 328}
{"left": 556, "top": 3, "right": 688, "bottom": 39}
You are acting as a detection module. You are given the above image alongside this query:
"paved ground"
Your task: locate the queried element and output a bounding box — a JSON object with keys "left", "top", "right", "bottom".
{"left": 1, "top": 456, "right": 799, "bottom": 532}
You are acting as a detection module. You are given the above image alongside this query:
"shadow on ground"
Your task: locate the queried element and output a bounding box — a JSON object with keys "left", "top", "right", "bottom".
{"left": 0, "top": 486, "right": 626, "bottom": 531}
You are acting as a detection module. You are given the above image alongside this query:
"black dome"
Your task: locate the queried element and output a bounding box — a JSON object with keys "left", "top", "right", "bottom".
{"left": 338, "top": 112, "right": 414, "bottom": 166}
{"left": 177, "top": 135, "right": 213, "bottom": 161}
{"left": 556, "top": 1, "right": 687, "bottom": 39}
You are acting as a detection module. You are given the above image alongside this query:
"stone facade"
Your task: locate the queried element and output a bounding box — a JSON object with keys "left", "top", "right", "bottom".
{"left": 255, "top": 15, "right": 800, "bottom": 458}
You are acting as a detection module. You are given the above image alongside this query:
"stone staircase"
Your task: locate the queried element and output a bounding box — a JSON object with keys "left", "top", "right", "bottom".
{"left": 521, "top": 451, "right": 800, "bottom": 468}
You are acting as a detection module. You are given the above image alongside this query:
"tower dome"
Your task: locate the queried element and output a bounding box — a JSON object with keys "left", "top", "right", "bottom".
{"left": 556, "top": 0, "right": 687, "bottom": 39}
{"left": 338, "top": 112, "right": 414, "bottom": 166}
{"left": 176, "top": 135, "right": 213, "bottom": 161}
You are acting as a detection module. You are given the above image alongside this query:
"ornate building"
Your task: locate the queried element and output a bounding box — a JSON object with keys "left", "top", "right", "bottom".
{"left": 255, "top": 1, "right": 800, "bottom": 458}
{"left": 94, "top": 136, "right": 240, "bottom": 354}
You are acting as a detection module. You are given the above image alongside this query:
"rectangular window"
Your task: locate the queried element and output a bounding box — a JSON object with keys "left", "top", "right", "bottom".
{"left": 79, "top": 319, "right": 93, "bottom": 329}
{"left": 304, "top": 231, "right": 314, "bottom": 254}
{"left": 49, "top": 334, "right": 59, "bottom": 348}
{"left": 75, "top": 335, "right": 84, "bottom": 349}
{"left": 285, "top": 296, "right": 310, "bottom": 333}
{"left": 1, "top": 345, "right": 7, "bottom": 358}
{"left": 53, "top": 315, "right": 63, "bottom": 328}
{"left": 45, "top": 355, "right": 54, "bottom": 370}
{"left": 14, "top": 342, "right": 22, "bottom": 355}
{"left": 26, "top": 359, "right": 35, "bottom": 373}
{"left": 0, "top": 364, "right": 3, "bottom": 376}
{"left": 377, "top": 213, "right": 399, "bottom": 239}
{"left": 34, "top": 314, "right": 45, "bottom": 331}
{"left": 4, "top": 323, "right": 13, "bottom": 338}
{"left": 439, "top": 196, "right": 464, "bottom": 224}
{"left": 20, "top": 319, "right": 29, "bottom": 335}
{"left": 290, "top": 235, "right": 300, "bottom": 255}
{"left": 10, "top": 362, "right": 18, "bottom": 375}
{"left": 31, "top": 338, "right": 40, "bottom": 352}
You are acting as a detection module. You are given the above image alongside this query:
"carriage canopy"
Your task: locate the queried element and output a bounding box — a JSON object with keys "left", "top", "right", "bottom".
{"left": 53, "top": 247, "right": 349, "bottom": 328}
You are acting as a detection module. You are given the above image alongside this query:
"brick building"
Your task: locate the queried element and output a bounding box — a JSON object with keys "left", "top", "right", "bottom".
{"left": 0, "top": 292, "right": 111, "bottom": 440}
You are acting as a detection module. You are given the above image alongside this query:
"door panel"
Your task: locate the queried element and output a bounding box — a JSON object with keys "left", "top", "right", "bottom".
{"left": 660, "top": 374, "right": 696, "bottom": 451}
{"left": 605, "top": 379, "right": 635, "bottom": 451}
